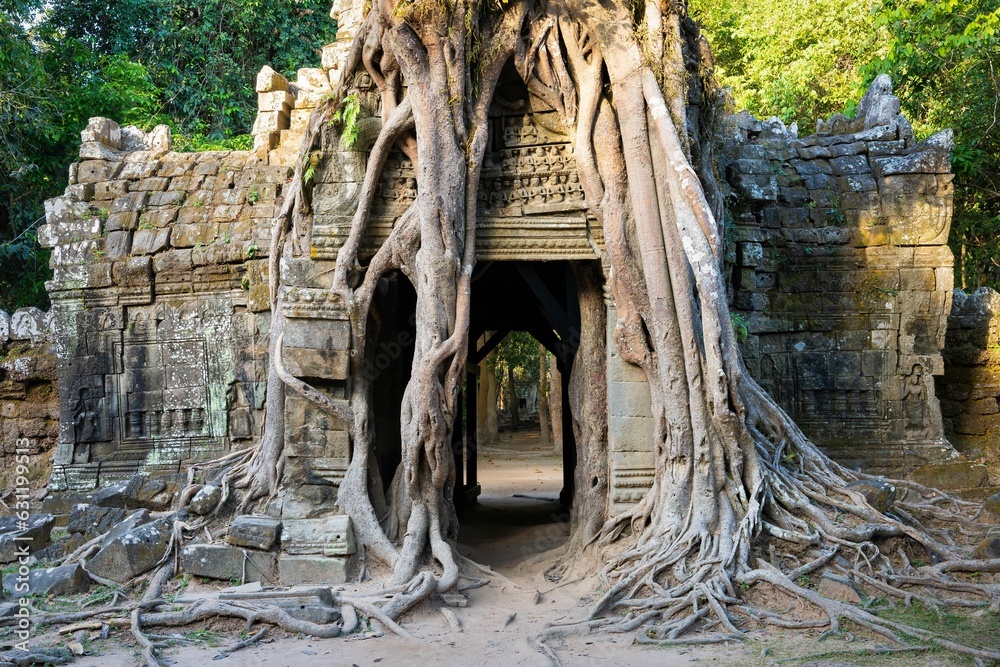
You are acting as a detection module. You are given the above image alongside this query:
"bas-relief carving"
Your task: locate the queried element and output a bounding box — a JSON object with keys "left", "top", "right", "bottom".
{"left": 49, "top": 294, "right": 260, "bottom": 490}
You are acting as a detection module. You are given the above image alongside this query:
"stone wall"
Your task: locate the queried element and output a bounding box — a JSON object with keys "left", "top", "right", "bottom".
{"left": 0, "top": 308, "right": 59, "bottom": 489}
{"left": 940, "top": 287, "right": 1000, "bottom": 479}
{"left": 39, "top": 118, "right": 283, "bottom": 491}
{"left": 722, "top": 77, "right": 958, "bottom": 475}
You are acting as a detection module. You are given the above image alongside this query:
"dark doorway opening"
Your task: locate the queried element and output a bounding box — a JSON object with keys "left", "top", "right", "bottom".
{"left": 455, "top": 261, "right": 581, "bottom": 570}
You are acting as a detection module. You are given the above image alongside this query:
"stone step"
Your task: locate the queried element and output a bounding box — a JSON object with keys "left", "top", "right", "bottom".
{"left": 907, "top": 461, "right": 990, "bottom": 490}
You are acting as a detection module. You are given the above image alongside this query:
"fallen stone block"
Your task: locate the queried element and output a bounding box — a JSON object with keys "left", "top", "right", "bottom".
{"left": 0, "top": 514, "right": 55, "bottom": 564}
{"left": 189, "top": 485, "right": 221, "bottom": 516}
{"left": 282, "top": 516, "right": 355, "bottom": 556}
{"left": 180, "top": 544, "right": 277, "bottom": 584}
{"left": 226, "top": 516, "right": 281, "bottom": 551}
{"left": 219, "top": 585, "right": 339, "bottom": 624}
{"left": 908, "top": 461, "right": 989, "bottom": 491}
{"left": 278, "top": 555, "right": 348, "bottom": 586}
{"left": 86, "top": 517, "right": 172, "bottom": 583}
{"left": 9, "top": 308, "right": 47, "bottom": 342}
{"left": 67, "top": 504, "right": 127, "bottom": 540}
{"left": 100, "top": 509, "right": 152, "bottom": 547}
{"left": 2, "top": 563, "right": 90, "bottom": 597}
{"left": 87, "top": 475, "right": 176, "bottom": 511}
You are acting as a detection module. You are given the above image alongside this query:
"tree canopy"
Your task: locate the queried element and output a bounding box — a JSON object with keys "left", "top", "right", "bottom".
{"left": 692, "top": 0, "right": 1000, "bottom": 290}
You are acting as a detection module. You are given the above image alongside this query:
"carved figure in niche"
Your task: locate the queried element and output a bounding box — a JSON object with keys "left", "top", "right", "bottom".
{"left": 529, "top": 176, "right": 545, "bottom": 205}
{"left": 902, "top": 363, "right": 931, "bottom": 437}
{"left": 531, "top": 146, "right": 547, "bottom": 172}
{"left": 228, "top": 383, "right": 254, "bottom": 440}
{"left": 518, "top": 177, "right": 531, "bottom": 204}
{"left": 402, "top": 178, "right": 417, "bottom": 202}
{"left": 549, "top": 174, "right": 565, "bottom": 202}
{"left": 72, "top": 387, "right": 100, "bottom": 443}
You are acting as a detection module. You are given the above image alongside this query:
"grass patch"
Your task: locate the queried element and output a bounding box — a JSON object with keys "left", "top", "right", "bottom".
{"left": 876, "top": 600, "right": 1000, "bottom": 654}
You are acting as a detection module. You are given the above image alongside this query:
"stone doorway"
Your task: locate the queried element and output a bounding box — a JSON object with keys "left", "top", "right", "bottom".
{"left": 452, "top": 260, "right": 585, "bottom": 567}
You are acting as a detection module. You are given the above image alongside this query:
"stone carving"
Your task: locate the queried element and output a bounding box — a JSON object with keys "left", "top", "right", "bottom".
{"left": 903, "top": 363, "right": 932, "bottom": 437}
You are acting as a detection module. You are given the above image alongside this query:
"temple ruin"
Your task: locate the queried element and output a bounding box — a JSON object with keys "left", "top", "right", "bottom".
{"left": 0, "top": 1, "right": 990, "bottom": 587}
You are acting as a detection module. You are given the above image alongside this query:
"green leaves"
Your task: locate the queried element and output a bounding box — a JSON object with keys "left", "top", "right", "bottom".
{"left": 866, "top": 0, "right": 1000, "bottom": 289}
{"left": 330, "top": 94, "right": 363, "bottom": 149}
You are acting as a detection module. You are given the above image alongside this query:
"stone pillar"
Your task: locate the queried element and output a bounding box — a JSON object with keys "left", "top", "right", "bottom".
{"left": 605, "top": 305, "right": 656, "bottom": 515}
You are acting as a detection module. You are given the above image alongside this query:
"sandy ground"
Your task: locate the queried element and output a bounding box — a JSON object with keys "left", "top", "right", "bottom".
{"left": 51, "top": 431, "right": 975, "bottom": 666}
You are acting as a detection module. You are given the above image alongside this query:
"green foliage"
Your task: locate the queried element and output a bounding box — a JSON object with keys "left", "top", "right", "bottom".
{"left": 690, "top": 0, "right": 879, "bottom": 131}
{"left": 695, "top": 0, "right": 1000, "bottom": 294}
{"left": 330, "top": 94, "right": 363, "bottom": 148}
{"left": 490, "top": 332, "right": 544, "bottom": 415}
{"left": 730, "top": 312, "right": 749, "bottom": 343}
{"left": 863, "top": 0, "right": 1000, "bottom": 290}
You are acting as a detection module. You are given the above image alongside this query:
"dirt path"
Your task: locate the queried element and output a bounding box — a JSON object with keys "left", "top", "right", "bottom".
{"left": 65, "top": 432, "right": 973, "bottom": 666}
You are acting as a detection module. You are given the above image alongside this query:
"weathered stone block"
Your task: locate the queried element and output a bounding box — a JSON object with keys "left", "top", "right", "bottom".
{"left": 120, "top": 160, "right": 161, "bottom": 180}
{"left": 80, "top": 117, "right": 121, "bottom": 149}
{"left": 256, "top": 66, "right": 289, "bottom": 93}
{"left": 282, "top": 347, "right": 349, "bottom": 380}
{"left": 3, "top": 564, "right": 90, "bottom": 597}
{"left": 180, "top": 544, "right": 278, "bottom": 583}
{"left": 873, "top": 148, "right": 951, "bottom": 177}
{"left": 226, "top": 516, "right": 281, "bottom": 550}
{"left": 152, "top": 249, "right": 194, "bottom": 274}
{"left": 171, "top": 223, "right": 217, "bottom": 248}
{"left": 282, "top": 319, "right": 350, "bottom": 351}
{"left": 282, "top": 516, "right": 355, "bottom": 556}
{"left": 131, "top": 228, "right": 170, "bottom": 255}
{"left": 278, "top": 555, "right": 348, "bottom": 585}
{"left": 87, "top": 518, "right": 172, "bottom": 583}
{"left": 252, "top": 111, "right": 290, "bottom": 135}
{"left": 908, "top": 462, "right": 988, "bottom": 490}
{"left": 133, "top": 177, "right": 170, "bottom": 192}
{"left": 77, "top": 160, "right": 123, "bottom": 183}
{"left": 109, "top": 191, "right": 147, "bottom": 214}
{"left": 106, "top": 211, "right": 138, "bottom": 232}
{"left": 189, "top": 485, "right": 221, "bottom": 516}
{"left": 67, "top": 504, "right": 127, "bottom": 538}
{"left": 846, "top": 479, "right": 896, "bottom": 513}
{"left": 88, "top": 476, "right": 176, "bottom": 511}
{"left": 258, "top": 91, "right": 295, "bottom": 113}
{"left": 219, "top": 585, "right": 338, "bottom": 623}
{"left": 9, "top": 308, "right": 48, "bottom": 342}
{"left": 0, "top": 514, "right": 55, "bottom": 564}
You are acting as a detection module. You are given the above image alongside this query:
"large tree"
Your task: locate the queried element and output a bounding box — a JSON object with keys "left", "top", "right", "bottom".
{"left": 154, "top": 0, "right": 1000, "bottom": 660}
